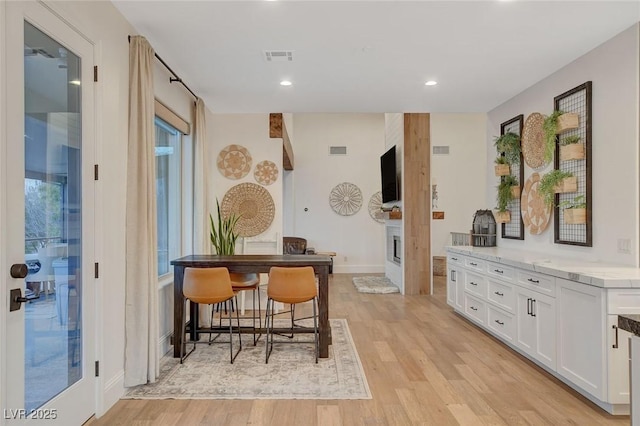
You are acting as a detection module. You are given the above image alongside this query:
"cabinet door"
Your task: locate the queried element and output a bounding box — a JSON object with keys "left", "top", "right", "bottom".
{"left": 455, "top": 269, "right": 465, "bottom": 311}
{"left": 608, "top": 315, "right": 631, "bottom": 404}
{"left": 447, "top": 266, "right": 458, "bottom": 307}
{"left": 556, "top": 278, "right": 605, "bottom": 400}
{"left": 516, "top": 287, "right": 556, "bottom": 370}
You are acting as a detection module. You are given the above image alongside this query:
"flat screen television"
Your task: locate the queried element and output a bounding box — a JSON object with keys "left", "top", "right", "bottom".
{"left": 380, "top": 146, "right": 399, "bottom": 203}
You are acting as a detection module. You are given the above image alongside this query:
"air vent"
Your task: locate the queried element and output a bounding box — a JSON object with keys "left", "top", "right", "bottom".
{"left": 433, "top": 145, "right": 450, "bottom": 155}
{"left": 329, "top": 146, "right": 347, "bottom": 156}
{"left": 264, "top": 50, "right": 294, "bottom": 62}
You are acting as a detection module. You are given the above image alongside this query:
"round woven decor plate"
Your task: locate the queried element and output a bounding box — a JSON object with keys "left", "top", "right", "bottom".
{"left": 521, "top": 113, "right": 548, "bottom": 169}
{"left": 521, "top": 172, "right": 551, "bottom": 235}
{"left": 221, "top": 183, "right": 275, "bottom": 237}
{"left": 329, "top": 182, "right": 363, "bottom": 216}
{"left": 368, "top": 192, "right": 384, "bottom": 223}
{"left": 254, "top": 160, "right": 278, "bottom": 186}
{"left": 217, "top": 144, "right": 252, "bottom": 180}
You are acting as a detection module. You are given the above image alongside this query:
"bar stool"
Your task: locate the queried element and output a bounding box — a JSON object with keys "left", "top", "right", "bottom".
{"left": 181, "top": 267, "right": 241, "bottom": 364}
{"left": 265, "top": 266, "right": 318, "bottom": 363}
{"left": 230, "top": 272, "right": 262, "bottom": 345}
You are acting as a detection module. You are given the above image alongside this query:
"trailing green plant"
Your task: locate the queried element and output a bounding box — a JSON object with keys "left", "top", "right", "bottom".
{"left": 494, "top": 156, "right": 509, "bottom": 165}
{"left": 493, "top": 132, "right": 521, "bottom": 164}
{"left": 538, "top": 169, "right": 573, "bottom": 208}
{"left": 558, "top": 194, "right": 586, "bottom": 209}
{"left": 496, "top": 175, "right": 518, "bottom": 212}
{"left": 560, "top": 135, "right": 581, "bottom": 146}
{"left": 542, "top": 110, "right": 564, "bottom": 163}
{"left": 209, "top": 199, "right": 240, "bottom": 255}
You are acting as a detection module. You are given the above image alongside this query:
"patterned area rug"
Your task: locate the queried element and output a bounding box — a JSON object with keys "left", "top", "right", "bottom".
{"left": 352, "top": 276, "right": 400, "bottom": 294}
{"left": 124, "top": 319, "right": 371, "bottom": 400}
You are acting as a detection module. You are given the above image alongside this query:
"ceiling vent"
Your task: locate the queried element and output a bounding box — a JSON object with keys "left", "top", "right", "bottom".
{"left": 264, "top": 50, "right": 294, "bottom": 62}
{"left": 329, "top": 146, "right": 347, "bottom": 156}
{"left": 433, "top": 145, "right": 450, "bottom": 155}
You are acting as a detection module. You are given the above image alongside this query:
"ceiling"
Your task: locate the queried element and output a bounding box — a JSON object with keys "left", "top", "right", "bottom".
{"left": 112, "top": 1, "right": 640, "bottom": 114}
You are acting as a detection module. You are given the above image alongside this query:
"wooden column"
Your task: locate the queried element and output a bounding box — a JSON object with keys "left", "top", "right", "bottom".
{"left": 269, "top": 113, "right": 294, "bottom": 170}
{"left": 403, "top": 113, "right": 431, "bottom": 295}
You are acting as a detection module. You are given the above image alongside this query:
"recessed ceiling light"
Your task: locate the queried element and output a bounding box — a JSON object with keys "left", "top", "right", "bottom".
{"left": 280, "top": 80, "right": 292, "bottom": 86}
{"left": 425, "top": 80, "right": 438, "bottom": 86}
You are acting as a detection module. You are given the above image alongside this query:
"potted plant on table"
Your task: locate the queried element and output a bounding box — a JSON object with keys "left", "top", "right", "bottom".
{"left": 210, "top": 199, "right": 240, "bottom": 255}
{"left": 559, "top": 135, "right": 585, "bottom": 162}
{"left": 538, "top": 170, "right": 575, "bottom": 208}
{"left": 559, "top": 195, "right": 587, "bottom": 224}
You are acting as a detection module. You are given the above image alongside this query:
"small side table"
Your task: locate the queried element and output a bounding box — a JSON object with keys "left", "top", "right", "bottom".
{"left": 316, "top": 251, "right": 336, "bottom": 274}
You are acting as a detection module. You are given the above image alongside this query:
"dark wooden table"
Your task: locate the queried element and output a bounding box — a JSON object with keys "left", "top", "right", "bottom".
{"left": 171, "top": 254, "right": 333, "bottom": 358}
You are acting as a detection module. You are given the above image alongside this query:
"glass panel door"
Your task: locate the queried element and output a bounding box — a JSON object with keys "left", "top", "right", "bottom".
{"left": 23, "top": 21, "right": 83, "bottom": 411}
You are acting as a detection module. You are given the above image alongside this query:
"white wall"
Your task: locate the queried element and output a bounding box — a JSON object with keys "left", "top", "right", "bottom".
{"left": 488, "top": 24, "right": 640, "bottom": 266}
{"left": 291, "top": 114, "right": 386, "bottom": 273}
{"left": 208, "top": 114, "right": 283, "bottom": 247}
{"left": 431, "top": 114, "right": 488, "bottom": 257}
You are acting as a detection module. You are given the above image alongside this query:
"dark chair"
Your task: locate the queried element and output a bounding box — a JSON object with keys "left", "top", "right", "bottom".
{"left": 283, "top": 237, "right": 308, "bottom": 254}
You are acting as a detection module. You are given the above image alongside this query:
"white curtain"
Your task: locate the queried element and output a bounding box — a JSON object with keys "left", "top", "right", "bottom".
{"left": 193, "top": 98, "right": 213, "bottom": 326}
{"left": 124, "top": 36, "right": 160, "bottom": 386}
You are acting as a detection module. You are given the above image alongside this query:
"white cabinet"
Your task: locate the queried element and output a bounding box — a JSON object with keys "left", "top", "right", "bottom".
{"left": 446, "top": 247, "right": 640, "bottom": 415}
{"left": 556, "top": 278, "right": 605, "bottom": 400}
{"left": 515, "top": 287, "right": 556, "bottom": 370}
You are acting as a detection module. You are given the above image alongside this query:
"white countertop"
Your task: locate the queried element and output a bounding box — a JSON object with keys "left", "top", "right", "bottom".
{"left": 446, "top": 246, "right": 640, "bottom": 288}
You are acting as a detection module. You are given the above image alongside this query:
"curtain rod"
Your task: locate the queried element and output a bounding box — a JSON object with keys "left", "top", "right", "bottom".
{"left": 128, "top": 35, "right": 198, "bottom": 101}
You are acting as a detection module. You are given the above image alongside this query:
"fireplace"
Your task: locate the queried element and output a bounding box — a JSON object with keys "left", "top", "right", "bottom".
{"left": 393, "top": 236, "right": 401, "bottom": 264}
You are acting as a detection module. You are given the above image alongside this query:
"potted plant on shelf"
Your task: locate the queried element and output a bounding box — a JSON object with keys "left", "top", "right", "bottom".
{"left": 559, "top": 195, "right": 587, "bottom": 224}
{"left": 494, "top": 156, "right": 510, "bottom": 177}
{"left": 559, "top": 135, "right": 585, "bottom": 162}
{"left": 495, "top": 176, "right": 517, "bottom": 223}
{"left": 493, "top": 132, "right": 521, "bottom": 165}
{"left": 538, "top": 170, "right": 575, "bottom": 208}
{"left": 210, "top": 199, "right": 240, "bottom": 255}
{"left": 543, "top": 110, "right": 580, "bottom": 163}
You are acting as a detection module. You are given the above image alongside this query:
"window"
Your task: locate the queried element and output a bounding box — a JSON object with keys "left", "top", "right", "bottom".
{"left": 155, "top": 117, "right": 182, "bottom": 276}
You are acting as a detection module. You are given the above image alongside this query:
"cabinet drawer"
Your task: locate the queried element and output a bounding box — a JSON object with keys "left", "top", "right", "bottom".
{"left": 607, "top": 289, "right": 640, "bottom": 314}
{"left": 464, "top": 293, "right": 486, "bottom": 325}
{"left": 488, "top": 279, "right": 515, "bottom": 313}
{"left": 487, "top": 261, "right": 514, "bottom": 283}
{"left": 487, "top": 306, "right": 515, "bottom": 342}
{"left": 465, "top": 271, "right": 487, "bottom": 298}
{"left": 465, "top": 257, "right": 485, "bottom": 272}
{"left": 517, "top": 270, "right": 555, "bottom": 297}
{"left": 447, "top": 254, "right": 464, "bottom": 266}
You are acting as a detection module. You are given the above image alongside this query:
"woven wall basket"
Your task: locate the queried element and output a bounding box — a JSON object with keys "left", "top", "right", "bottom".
{"left": 521, "top": 113, "right": 547, "bottom": 169}
{"left": 221, "top": 182, "right": 275, "bottom": 237}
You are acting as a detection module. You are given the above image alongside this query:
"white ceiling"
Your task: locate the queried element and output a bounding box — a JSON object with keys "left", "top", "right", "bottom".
{"left": 112, "top": 1, "right": 640, "bottom": 113}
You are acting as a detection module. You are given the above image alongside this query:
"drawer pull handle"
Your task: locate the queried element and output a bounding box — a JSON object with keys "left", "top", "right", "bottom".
{"left": 613, "top": 325, "right": 619, "bottom": 349}
{"left": 470, "top": 262, "right": 478, "bottom": 266}
{"left": 452, "top": 257, "right": 458, "bottom": 261}
{"left": 470, "top": 282, "right": 478, "bottom": 286}
{"left": 470, "top": 306, "right": 478, "bottom": 311}
{"left": 527, "top": 278, "right": 540, "bottom": 284}
{"left": 494, "top": 269, "right": 504, "bottom": 274}
{"left": 495, "top": 319, "right": 504, "bottom": 326}
{"left": 494, "top": 291, "right": 504, "bottom": 297}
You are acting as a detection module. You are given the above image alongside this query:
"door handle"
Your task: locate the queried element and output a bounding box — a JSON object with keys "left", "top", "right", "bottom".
{"left": 531, "top": 299, "right": 536, "bottom": 317}
{"left": 527, "top": 298, "right": 531, "bottom": 315}
{"left": 9, "top": 288, "right": 38, "bottom": 312}
{"left": 612, "top": 325, "right": 619, "bottom": 349}
{"left": 10, "top": 263, "right": 28, "bottom": 279}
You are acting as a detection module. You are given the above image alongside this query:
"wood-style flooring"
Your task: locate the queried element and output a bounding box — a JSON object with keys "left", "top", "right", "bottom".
{"left": 87, "top": 273, "right": 629, "bottom": 425}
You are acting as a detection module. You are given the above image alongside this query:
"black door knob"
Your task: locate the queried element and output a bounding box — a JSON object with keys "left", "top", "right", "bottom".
{"left": 10, "top": 263, "right": 28, "bottom": 279}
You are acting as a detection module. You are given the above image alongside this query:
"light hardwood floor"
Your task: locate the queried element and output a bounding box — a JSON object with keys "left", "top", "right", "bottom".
{"left": 88, "top": 274, "right": 629, "bottom": 425}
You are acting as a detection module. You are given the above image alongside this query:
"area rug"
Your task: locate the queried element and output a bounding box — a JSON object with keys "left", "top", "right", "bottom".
{"left": 352, "top": 276, "right": 399, "bottom": 294}
{"left": 123, "top": 318, "right": 371, "bottom": 400}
